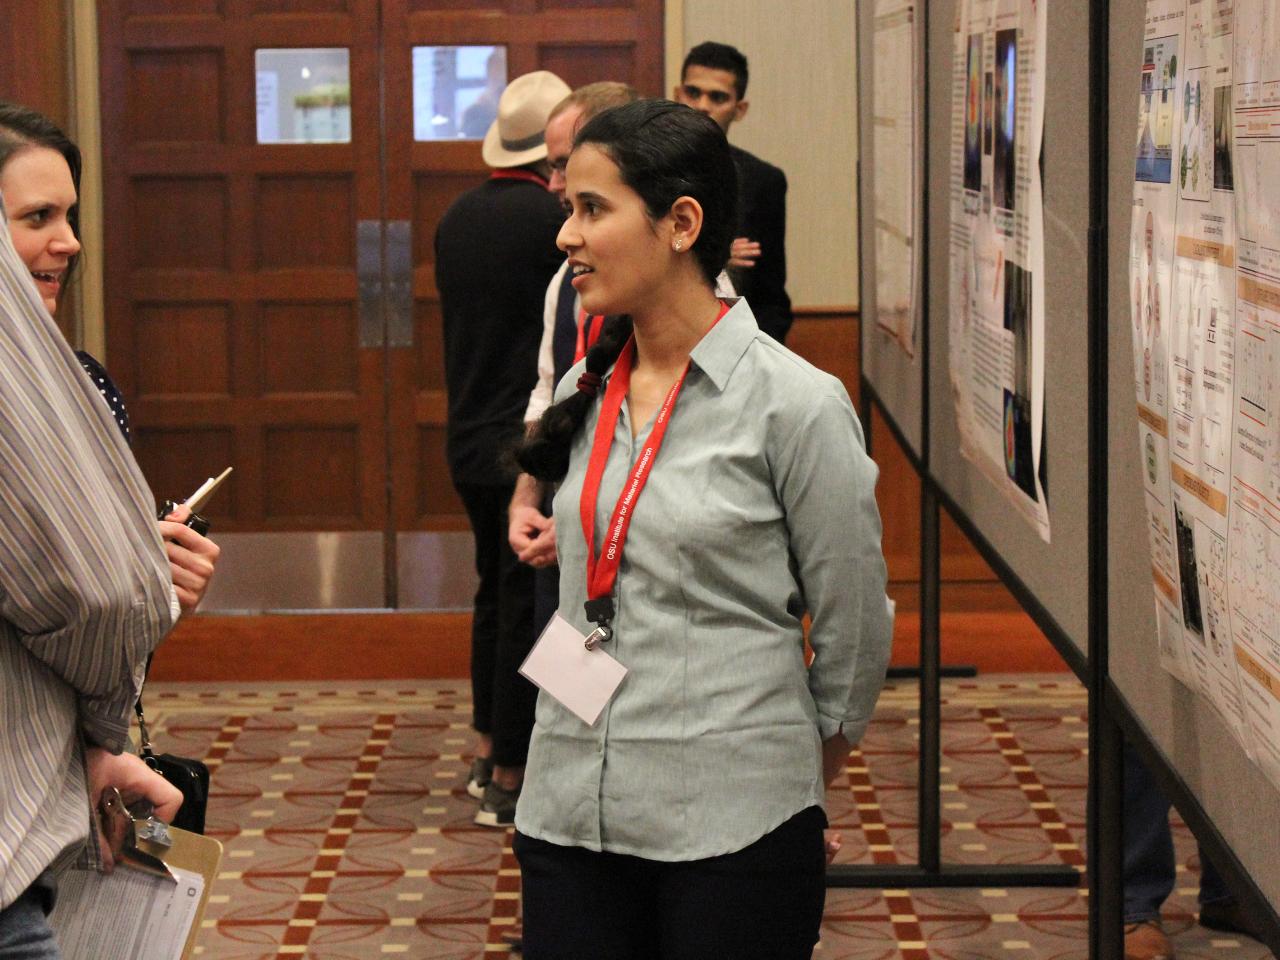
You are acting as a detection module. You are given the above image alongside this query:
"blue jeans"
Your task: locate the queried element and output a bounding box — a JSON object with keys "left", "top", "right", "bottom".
{"left": 0, "top": 875, "right": 60, "bottom": 960}
{"left": 1124, "top": 743, "right": 1230, "bottom": 922}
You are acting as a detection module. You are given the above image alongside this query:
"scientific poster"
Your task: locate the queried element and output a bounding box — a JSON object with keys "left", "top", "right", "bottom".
{"left": 1226, "top": 0, "right": 1280, "bottom": 786}
{"left": 949, "top": 0, "right": 1050, "bottom": 541}
{"left": 1131, "top": 0, "right": 1280, "bottom": 782}
{"left": 872, "top": 0, "right": 921, "bottom": 357}
{"left": 1130, "top": 0, "right": 1249, "bottom": 741}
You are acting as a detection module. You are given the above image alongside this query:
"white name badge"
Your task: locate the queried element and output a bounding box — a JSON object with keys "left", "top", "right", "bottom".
{"left": 519, "top": 614, "right": 627, "bottom": 726}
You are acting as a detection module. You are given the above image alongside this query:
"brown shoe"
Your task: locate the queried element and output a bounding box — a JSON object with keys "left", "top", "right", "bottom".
{"left": 1125, "top": 920, "right": 1175, "bottom": 960}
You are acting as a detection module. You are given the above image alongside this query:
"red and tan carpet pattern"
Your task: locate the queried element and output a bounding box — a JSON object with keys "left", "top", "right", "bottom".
{"left": 136, "top": 678, "right": 1274, "bottom": 959}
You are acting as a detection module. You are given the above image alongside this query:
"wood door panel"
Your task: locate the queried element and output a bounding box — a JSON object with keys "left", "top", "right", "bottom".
{"left": 263, "top": 426, "right": 362, "bottom": 520}
{"left": 413, "top": 300, "right": 447, "bottom": 393}
{"left": 119, "top": 15, "right": 366, "bottom": 46}
{"left": 254, "top": 175, "right": 356, "bottom": 267}
{"left": 408, "top": 0, "right": 513, "bottom": 11}
{"left": 127, "top": 272, "right": 357, "bottom": 302}
{"left": 124, "top": 0, "right": 223, "bottom": 15}
{"left": 258, "top": 303, "right": 360, "bottom": 394}
{"left": 536, "top": 43, "right": 635, "bottom": 90}
{"left": 249, "top": 0, "right": 353, "bottom": 13}
{"left": 132, "top": 303, "right": 234, "bottom": 398}
{"left": 129, "top": 177, "right": 230, "bottom": 269}
{"left": 126, "top": 50, "right": 225, "bottom": 144}
{"left": 537, "top": 0, "right": 638, "bottom": 7}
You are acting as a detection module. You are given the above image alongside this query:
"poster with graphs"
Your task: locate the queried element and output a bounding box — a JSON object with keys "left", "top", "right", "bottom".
{"left": 872, "top": 0, "right": 921, "bottom": 357}
{"left": 949, "top": 0, "right": 1050, "bottom": 541}
{"left": 1132, "top": 0, "right": 1280, "bottom": 790}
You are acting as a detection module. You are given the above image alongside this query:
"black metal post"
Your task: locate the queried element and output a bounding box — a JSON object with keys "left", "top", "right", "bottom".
{"left": 1087, "top": 0, "right": 1124, "bottom": 955}
{"left": 918, "top": 477, "right": 942, "bottom": 872}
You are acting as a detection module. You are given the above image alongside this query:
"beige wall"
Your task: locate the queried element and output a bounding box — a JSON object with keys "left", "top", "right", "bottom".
{"left": 668, "top": 0, "right": 859, "bottom": 309}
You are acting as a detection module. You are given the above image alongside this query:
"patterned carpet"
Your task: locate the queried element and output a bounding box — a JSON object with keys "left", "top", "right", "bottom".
{"left": 135, "top": 677, "right": 1275, "bottom": 959}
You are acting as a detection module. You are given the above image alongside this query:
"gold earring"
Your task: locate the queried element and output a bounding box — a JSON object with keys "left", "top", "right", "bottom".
{"left": 674, "top": 239, "right": 684, "bottom": 251}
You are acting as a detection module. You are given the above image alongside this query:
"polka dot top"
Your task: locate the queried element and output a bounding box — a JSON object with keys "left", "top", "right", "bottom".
{"left": 76, "top": 351, "right": 130, "bottom": 444}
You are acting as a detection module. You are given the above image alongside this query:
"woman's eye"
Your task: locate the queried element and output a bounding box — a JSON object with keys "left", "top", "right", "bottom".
{"left": 25, "top": 208, "right": 51, "bottom": 226}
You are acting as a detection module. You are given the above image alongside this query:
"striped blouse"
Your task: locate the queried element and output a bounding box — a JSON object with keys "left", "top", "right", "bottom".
{"left": 0, "top": 199, "right": 176, "bottom": 909}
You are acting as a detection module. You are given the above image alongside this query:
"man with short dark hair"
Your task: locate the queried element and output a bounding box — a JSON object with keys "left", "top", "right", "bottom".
{"left": 675, "top": 41, "right": 793, "bottom": 343}
{"left": 435, "top": 69, "right": 569, "bottom": 829}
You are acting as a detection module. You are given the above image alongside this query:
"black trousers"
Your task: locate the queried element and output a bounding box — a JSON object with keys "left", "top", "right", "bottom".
{"left": 514, "top": 806, "right": 828, "bottom": 960}
{"left": 455, "top": 481, "right": 537, "bottom": 768}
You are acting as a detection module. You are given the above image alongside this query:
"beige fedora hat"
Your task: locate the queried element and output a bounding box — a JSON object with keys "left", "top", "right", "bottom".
{"left": 482, "top": 70, "right": 571, "bottom": 168}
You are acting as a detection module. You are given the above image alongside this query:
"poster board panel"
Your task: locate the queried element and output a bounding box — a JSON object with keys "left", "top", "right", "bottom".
{"left": 1106, "top": 0, "right": 1280, "bottom": 909}
{"left": 858, "top": 0, "right": 926, "bottom": 459}
{"left": 925, "top": 0, "right": 1091, "bottom": 661}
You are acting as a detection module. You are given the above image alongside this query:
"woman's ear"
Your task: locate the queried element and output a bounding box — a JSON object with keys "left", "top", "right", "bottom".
{"left": 668, "top": 195, "right": 704, "bottom": 253}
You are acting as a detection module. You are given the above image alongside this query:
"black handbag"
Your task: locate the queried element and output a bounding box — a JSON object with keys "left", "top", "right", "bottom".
{"left": 134, "top": 693, "right": 210, "bottom": 835}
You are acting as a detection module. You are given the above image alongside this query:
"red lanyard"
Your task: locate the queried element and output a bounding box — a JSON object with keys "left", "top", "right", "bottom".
{"left": 579, "top": 302, "right": 729, "bottom": 624}
{"left": 574, "top": 311, "right": 606, "bottom": 362}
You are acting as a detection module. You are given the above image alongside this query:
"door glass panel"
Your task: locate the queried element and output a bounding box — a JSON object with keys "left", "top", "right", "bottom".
{"left": 412, "top": 45, "right": 507, "bottom": 140}
{"left": 255, "top": 48, "right": 352, "bottom": 143}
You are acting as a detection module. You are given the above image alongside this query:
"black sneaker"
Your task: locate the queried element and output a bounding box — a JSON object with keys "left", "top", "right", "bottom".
{"left": 467, "top": 756, "right": 493, "bottom": 800}
{"left": 474, "top": 780, "right": 520, "bottom": 828}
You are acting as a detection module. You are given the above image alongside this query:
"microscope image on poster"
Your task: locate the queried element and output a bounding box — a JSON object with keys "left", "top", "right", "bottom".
{"left": 1003, "top": 259, "right": 1037, "bottom": 500}
{"left": 964, "top": 32, "right": 983, "bottom": 193}
{"left": 993, "top": 28, "right": 1018, "bottom": 213}
{"left": 1136, "top": 36, "right": 1177, "bottom": 183}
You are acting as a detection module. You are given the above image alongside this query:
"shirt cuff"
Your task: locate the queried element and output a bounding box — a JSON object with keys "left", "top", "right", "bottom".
{"left": 818, "top": 712, "right": 874, "bottom": 744}
{"left": 817, "top": 712, "right": 844, "bottom": 742}
{"left": 169, "top": 582, "right": 183, "bottom": 621}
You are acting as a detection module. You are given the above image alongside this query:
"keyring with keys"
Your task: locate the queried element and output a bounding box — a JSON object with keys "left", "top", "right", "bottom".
{"left": 98, "top": 786, "right": 177, "bottom": 882}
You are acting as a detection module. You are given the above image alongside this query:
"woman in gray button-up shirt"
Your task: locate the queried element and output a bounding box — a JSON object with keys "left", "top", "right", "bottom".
{"left": 512, "top": 100, "right": 892, "bottom": 959}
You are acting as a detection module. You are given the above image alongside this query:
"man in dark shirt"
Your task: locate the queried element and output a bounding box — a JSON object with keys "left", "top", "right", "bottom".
{"left": 675, "top": 41, "right": 793, "bottom": 343}
{"left": 435, "top": 69, "right": 569, "bottom": 829}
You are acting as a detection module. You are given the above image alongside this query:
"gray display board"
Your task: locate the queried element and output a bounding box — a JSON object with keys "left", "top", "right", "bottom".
{"left": 1106, "top": 1, "right": 1280, "bottom": 909}
{"left": 857, "top": 0, "right": 926, "bottom": 460}
{"left": 925, "top": 0, "right": 1091, "bottom": 661}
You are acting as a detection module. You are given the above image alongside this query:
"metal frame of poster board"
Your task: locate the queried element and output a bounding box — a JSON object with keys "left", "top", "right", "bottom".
{"left": 849, "top": 0, "right": 1280, "bottom": 953}
{"left": 1103, "top": 0, "right": 1280, "bottom": 951}
{"left": 841, "top": 0, "right": 1078, "bottom": 893}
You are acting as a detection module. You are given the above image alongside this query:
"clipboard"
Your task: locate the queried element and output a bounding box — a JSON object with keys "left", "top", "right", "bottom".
{"left": 48, "top": 828, "right": 223, "bottom": 960}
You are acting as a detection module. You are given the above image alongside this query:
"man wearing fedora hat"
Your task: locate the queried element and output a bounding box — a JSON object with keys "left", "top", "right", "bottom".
{"left": 435, "top": 69, "right": 571, "bottom": 829}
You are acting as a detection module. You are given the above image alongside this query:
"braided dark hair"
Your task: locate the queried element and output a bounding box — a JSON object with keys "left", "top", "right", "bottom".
{"left": 516, "top": 314, "right": 632, "bottom": 481}
{"left": 514, "top": 100, "right": 735, "bottom": 483}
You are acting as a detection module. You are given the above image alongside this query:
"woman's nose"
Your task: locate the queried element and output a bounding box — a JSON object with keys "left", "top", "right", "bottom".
{"left": 51, "top": 223, "right": 80, "bottom": 256}
{"left": 557, "top": 216, "right": 579, "bottom": 253}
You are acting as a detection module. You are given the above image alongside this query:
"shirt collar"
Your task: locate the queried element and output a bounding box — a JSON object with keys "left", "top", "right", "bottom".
{"left": 689, "top": 297, "right": 759, "bottom": 392}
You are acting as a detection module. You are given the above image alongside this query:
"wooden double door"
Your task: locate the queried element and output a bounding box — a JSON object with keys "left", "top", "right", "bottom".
{"left": 97, "top": 0, "right": 662, "bottom": 608}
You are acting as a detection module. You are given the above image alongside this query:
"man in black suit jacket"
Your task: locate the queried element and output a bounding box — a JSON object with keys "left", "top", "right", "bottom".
{"left": 675, "top": 41, "right": 793, "bottom": 343}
